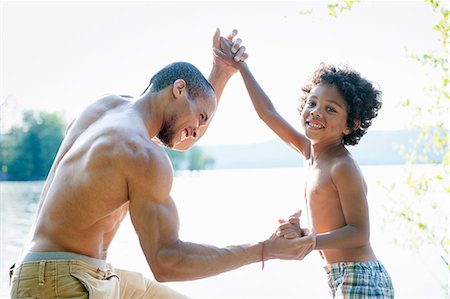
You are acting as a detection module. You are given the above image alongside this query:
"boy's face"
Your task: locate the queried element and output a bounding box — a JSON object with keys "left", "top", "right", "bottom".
{"left": 301, "top": 83, "right": 351, "bottom": 144}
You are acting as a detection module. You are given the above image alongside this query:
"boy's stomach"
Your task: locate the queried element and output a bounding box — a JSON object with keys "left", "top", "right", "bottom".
{"left": 319, "top": 245, "right": 377, "bottom": 264}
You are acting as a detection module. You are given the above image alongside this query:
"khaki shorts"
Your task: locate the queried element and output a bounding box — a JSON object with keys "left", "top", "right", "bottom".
{"left": 10, "top": 252, "right": 189, "bottom": 299}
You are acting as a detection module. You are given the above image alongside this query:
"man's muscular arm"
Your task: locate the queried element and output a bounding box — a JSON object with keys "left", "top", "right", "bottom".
{"left": 173, "top": 29, "right": 247, "bottom": 151}
{"left": 128, "top": 146, "right": 315, "bottom": 282}
{"left": 127, "top": 146, "right": 261, "bottom": 281}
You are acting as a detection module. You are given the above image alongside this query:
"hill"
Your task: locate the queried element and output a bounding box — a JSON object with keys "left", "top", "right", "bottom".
{"left": 200, "top": 130, "right": 430, "bottom": 169}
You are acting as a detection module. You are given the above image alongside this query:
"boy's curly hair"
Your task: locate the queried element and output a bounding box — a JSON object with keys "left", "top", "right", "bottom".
{"left": 299, "top": 64, "right": 382, "bottom": 145}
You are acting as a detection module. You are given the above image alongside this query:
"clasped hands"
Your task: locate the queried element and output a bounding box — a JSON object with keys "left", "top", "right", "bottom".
{"left": 265, "top": 210, "right": 317, "bottom": 261}
{"left": 212, "top": 28, "right": 248, "bottom": 75}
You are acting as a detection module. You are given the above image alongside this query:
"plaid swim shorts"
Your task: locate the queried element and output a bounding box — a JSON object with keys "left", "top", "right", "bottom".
{"left": 324, "top": 260, "right": 394, "bottom": 298}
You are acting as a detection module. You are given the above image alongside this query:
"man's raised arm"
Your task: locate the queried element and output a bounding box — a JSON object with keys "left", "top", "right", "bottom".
{"left": 173, "top": 28, "right": 247, "bottom": 150}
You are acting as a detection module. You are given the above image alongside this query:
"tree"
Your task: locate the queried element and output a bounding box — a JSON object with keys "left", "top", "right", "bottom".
{"left": 0, "top": 127, "right": 22, "bottom": 179}
{"left": 3, "top": 110, "right": 66, "bottom": 180}
{"left": 327, "top": 0, "right": 360, "bottom": 18}
{"left": 388, "top": 0, "right": 449, "bottom": 268}
{"left": 165, "top": 146, "right": 215, "bottom": 172}
{"left": 187, "top": 146, "right": 215, "bottom": 172}
{"left": 165, "top": 148, "right": 187, "bottom": 170}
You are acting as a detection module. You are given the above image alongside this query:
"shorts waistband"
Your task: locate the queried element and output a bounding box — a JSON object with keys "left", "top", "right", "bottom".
{"left": 324, "top": 260, "right": 386, "bottom": 274}
{"left": 20, "top": 252, "right": 107, "bottom": 269}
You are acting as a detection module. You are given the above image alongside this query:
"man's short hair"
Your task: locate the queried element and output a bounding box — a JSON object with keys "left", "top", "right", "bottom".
{"left": 144, "top": 62, "right": 214, "bottom": 100}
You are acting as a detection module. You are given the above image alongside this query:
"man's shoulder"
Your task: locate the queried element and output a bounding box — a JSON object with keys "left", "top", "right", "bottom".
{"left": 121, "top": 138, "right": 172, "bottom": 177}
{"left": 73, "top": 94, "right": 131, "bottom": 128}
{"left": 122, "top": 141, "right": 174, "bottom": 203}
{"left": 90, "top": 94, "right": 131, "bottom": 110}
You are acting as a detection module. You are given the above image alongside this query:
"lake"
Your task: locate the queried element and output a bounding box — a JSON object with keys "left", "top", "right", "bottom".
{"left": 1, "top": 165, "right": 448, "bottom": 298}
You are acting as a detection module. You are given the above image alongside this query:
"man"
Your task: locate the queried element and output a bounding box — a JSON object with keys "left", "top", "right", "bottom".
{"left": 9, "top": 29, "right": 315, "bottom": 298}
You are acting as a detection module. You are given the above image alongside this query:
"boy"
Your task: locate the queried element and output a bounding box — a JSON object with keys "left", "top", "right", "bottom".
{"left": 214, "top": 38, "right": 394, "bottom": 298}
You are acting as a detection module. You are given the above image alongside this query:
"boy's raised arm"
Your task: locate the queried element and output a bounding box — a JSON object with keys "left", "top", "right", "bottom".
{"left": 215, "top": 37, "right": 310, "bottom": 157}
{"left": 238, "top": 62, "right": 310, "bottom": 157}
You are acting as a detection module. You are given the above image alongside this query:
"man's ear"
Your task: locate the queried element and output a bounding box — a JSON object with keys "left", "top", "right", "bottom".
{"left": 344, "top": 120, "right": 361, "bottom": 135}
{"left": 172, "top": 79, "right": 186, "bottom": 99}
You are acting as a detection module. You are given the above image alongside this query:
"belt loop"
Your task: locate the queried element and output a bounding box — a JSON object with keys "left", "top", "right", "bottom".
{"left": 8, "top": 263, "right": 15, "bottom": 286}
{"left": 38, "top": 261, "right": 46, "bottom": 285}
{"left": 69, "top": 260, "right": 74, "bottom": 273}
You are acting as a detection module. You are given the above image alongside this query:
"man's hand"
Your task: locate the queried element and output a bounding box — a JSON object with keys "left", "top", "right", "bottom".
{"left": 212, "top": 28, "right": 248, "bottom": 77}
{"left": 265, "top": 229, "right": 316, "bottom": 261}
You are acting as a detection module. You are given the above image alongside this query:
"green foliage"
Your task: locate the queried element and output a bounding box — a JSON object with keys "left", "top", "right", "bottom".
{"left": 297, "top": 9, "right": 313, "bottom": 16}
{"left": 165, "top": 146, "right": 215, "bottom": 172}
{"left": 296, "top": 0, "right": 359, "bottom": 19}
{"left": 165, "top": 148, "right": 186, "bottom": 170}
{"left": 388, "top": 0, "right": 449, "bottom": 270}
{"left": 187, "top": 146, "right": 214, "bottom": 172}
{"left": 327, "top": 0, "right": 360, "bottom": 18}
{"left": 0, "top": 110, "right": 66, "bottom": 181}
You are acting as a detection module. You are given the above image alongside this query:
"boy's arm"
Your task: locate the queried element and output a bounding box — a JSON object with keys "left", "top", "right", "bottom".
{"left": 213, "top": 37, "right": 310, "bottom": 157}
{"left": 314, "top": 160, "right": 370, "bottom": 249}
{"left": 237, "top": 62, "right": 310, "bottom": 157}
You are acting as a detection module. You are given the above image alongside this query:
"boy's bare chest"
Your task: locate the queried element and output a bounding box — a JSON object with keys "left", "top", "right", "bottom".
{"left": 304, "top": 166, "right": 339, "bottom": 206}
{"left": 304, "top": 166, "right": 344, "bottom": 231}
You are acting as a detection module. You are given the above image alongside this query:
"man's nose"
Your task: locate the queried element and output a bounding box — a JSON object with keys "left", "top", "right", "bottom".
{"left": 192, "top": 127, "right": 199, "bottom": 139}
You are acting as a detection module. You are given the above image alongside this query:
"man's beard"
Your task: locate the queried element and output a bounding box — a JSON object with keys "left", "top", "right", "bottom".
{"left": 157, "top": 114, "right": 177, "bottom": 148}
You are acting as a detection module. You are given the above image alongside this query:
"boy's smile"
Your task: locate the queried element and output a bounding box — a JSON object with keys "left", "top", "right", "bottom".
{"left": 301, "top": 83, "right": 350, "bottom": 143}
{"left": 306, "top": 118, "right": 325, "bottom": 130}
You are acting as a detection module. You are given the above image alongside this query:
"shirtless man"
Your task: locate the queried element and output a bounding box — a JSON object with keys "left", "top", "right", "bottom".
{"left": 9, "top": 29, "right": 316, "bottom": 299}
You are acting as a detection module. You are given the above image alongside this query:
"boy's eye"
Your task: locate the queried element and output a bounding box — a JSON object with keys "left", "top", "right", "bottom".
{"left": 307, "top": 101, "right": 316, "bottom": 107}
{"left": 326, "top": 107, "right": 337, "bottom": 113}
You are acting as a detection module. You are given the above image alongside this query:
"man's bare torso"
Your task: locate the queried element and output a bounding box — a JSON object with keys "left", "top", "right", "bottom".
{"left": 29, "top": 95, "right": 165, "bottom": 259}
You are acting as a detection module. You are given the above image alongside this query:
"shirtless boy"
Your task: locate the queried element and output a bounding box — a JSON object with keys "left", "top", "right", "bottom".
{"left": 216, "top": 36, "right": 395, "bottom": 298}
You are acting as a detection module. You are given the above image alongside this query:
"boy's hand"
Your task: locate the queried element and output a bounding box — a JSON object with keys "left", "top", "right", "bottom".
{"left": 277, "top": 210, "right": 307, "bottom": 239}
{"left": 212, "top": 28, "right": 248, "bottom": 75}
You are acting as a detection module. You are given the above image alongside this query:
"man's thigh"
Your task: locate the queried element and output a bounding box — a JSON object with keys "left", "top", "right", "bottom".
{"left": 112, "top": 267, "right": 189, "bottom": 299}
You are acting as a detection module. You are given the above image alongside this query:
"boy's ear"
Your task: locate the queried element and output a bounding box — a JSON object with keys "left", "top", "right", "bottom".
{"left": 344, "top": 120, "right": 361, "bottom": 135}
{"left": 172, "top": 79, "right": 186, "bottom": 99}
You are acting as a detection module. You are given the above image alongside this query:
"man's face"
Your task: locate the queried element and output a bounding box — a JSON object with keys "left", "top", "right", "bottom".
{"left": 158, "top": 92, "right": 216, "bottom": 149}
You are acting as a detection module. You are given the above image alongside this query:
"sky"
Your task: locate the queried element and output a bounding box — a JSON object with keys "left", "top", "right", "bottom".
{"left": 1, "top": 1, "right": 443, "bottom": 146}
